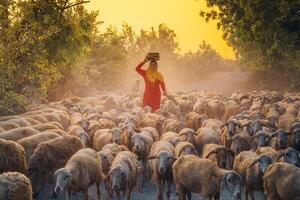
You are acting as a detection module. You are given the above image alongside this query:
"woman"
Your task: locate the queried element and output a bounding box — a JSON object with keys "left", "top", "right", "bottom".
{"left": 136, "top": 57, "right": 167, "bottom": 112}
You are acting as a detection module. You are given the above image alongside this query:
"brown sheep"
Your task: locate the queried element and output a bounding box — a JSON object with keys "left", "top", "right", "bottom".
{"left": 0, "top": 139, "right": 27, "bottom": 174}
{"left": 230, "top": 133, "right": 251, "bottom": 156}
{"left": 160, "top": 131, "right": 180, "bottom": 146}
{"left": 161, "top": 119, "right": 184, "bottom": 133}
{"left": 220, "top": 119, "right": 241, "bottom": 148}
{"left": 0, "top": 127, "right": 5, "bottom": 133}
{"left": 202, "top": 119, "right": 223, "bottom": 135}
{"left": 108, "top": 151, "right": 139, "bottom": 200}
{"left": 0, "top": 172, "right": 32, "bottom": 200}
{"left": 140, "top": 113, "right": 166, "bottom": 135}
{"left": 172, "top": 155, "right": 243, "bottom": 200}
{"left": 195, "top": 127, "right": 220, "bottom": 156}
{"left": 233, "top": 151, "right": 273, "bottom": 200}
{"left": 93, "top": 128, "right": 122, "bottom": 151}
{"left": 99, "top": 118, "right": 116, "bottom": 129}
{"left": 178, "top": 128, "right": 196, "bottom": 144}
{"left": 0, "top": 120, "right": 20, "bottom": 131}
{"left": 263, "top": 162, "right": 300, "bottom": 200}
{"left": 224, "top": 101, "right": 240, "bottom": 121}
{"left": 131, "top": 129, "right": 154, "bottom": 182}
{"left": 120, "top": 122, "right": 136, "bottom": 149}
{"left": 70, "top": 112, "right": 89, "bottom": 130}
{"left": 148, "top": 141, "right": 176, "bottom": 200}
{"left": 203, "top": 143, "right": 234, "bottom": 170}
{"left": 207, "top": 100, "right": 225, "bottom": 120}
{"left": 192, "top": 99, "right": 209, "bottom": 115}
{"left": 68, "top": 125, "right": 92, "bottom": 147}
{"left": 185, "top": 112, "right": 207, "bottom": 131}
{"left": 28, "top": 135, "right": 84, "bottom": 197}
{"left": 278, "top": 113, "right": 296, "bottom": 132}
{"left": 23, "top": 114, "right": 48, "bottom": 123}
{"left": 17, "top": 132, "right": 60, "bottom": 162}
{"left": 30, "top": 123, "right": 63, "bottom": 132}
{"left": 54, "top": 148, "right": 104, "bottom": 200}
{"left": 175, "top": 142, "right": 198, "bottom": 158}
{"left": 0, "top": 127, "right": 40, "bottom": 141}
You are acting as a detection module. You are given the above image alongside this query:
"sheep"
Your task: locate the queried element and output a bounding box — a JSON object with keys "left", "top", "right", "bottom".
{"left": 220, "top": 119, "right": 240, "bottom": 148}
{"left": 185, "top": 112, "right": 207, "bottom": 131}
{"left": 17, "top": 132, "right": 60, "bottom": 162}
{"left": 0, "top": 120, "right": 20, "bottom": 131}
{"left": 54, "top": 148, "right": 104, "bottom": 200}
{"left": 251, "top": 130, "right": 271, "bottom": 150}
{"left": 233, "top": 151, "right": 273, "bottom": 200}
{"left": 30, "top": 123, "right": 63, "bottom": 132}
{"left": 93, "top": 128, "right": 122, "bottom": 151}
{"left": 192, "top": 99, "right": 209, "bottom": 115}
{"left": 269, "top": 129, "right": 290, "bottom": 150}
{"left": 290, "top": 123, "right": 300, "bottom": 151}
{"left": 160, "top": 131, "right": 180, "bottom": 146}
{"left": 0, "top": 127, "right": 40, "bottom": 141}
{"left": 178, "top": 128, "right": 196, "bottom": 144}
{"left": 230, "top": 133, "right": 251, "bottom": 156}
{"left": 141, "top": 127, "right": 160, "bottom": 142}
{"left": 0, "top": 172, "right": 32, "bottom": 200}
{"left": 202, "top": 118, "right": 223, "bottom": 135}
{"left": 175, "top": 142, "right": 198, "bottom": 158}
{"left": 131, "top": 129, "right": 154, "bottom": 182}
{"left": 274, "top": 148, "right": 300, "bottom": 167}
{"left": 203, "top": 143, "right": 234, "bottom": 169}
{"left": 70, "top": 112, "right": 89, "bottom": 130}
{"left": 97, "top": 143, "right": 129, "bottom": 175}
{"left": 172, "top": 155, "right": 243, "bottom": 200}
{"left": 0, "top": 127, "right": 4, "bottom": 133}
{"left": 0, "top": 139, "right": 27, "bottom": 174}
{"left": 161, "top": 119, "right": 184, "bottom": 133}
{"left": 99, "top": 118, "right": 116, "bottom": 129}
{"left": 263, "top": 162, "right": 300, "bottom": 200}
{"left": 68, "top": 125, "right": 92, "bottom": 147}
{"left": 207, "top": 100, "right": 225, "bottom": 120}
{"left": 195, "top": 127, "right": 220, "bottom": 156}
{"left": 224, "top": 101, "right": 240, "bottom": 121}
{"left": 28, "top": 135, "right": 84, "bottom": 197}
{"left": 120, "top": 122, "right": 136, "bottom": 149}
{"left": 278, "top": 113, "right": 296, "bottom": 131}
{"left": 147, "top": 141, "right": 176, "bottom": 200}
{"left": 107, "top": 151, "right": 139, "bottom": 200}
{"left": 141, "top": 113, "right": 166, "bottom": 135}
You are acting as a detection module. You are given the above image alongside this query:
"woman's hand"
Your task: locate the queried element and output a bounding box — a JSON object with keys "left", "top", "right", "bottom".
{"left": 144, "top": 57, "right": 149, "bottom": 63}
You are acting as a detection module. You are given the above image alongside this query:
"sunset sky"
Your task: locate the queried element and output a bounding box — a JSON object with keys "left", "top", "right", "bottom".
{"left": 86, "top": 0, "right": 235, "bottom": 59}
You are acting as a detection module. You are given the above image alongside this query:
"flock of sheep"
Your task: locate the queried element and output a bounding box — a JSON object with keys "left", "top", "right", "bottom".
{"left": 1, "top": 90, "right": 300, "bottom": 200}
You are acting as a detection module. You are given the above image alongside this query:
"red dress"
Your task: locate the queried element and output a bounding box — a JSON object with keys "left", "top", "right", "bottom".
{"left": 136, "top": 61, "right": 166, "bottom": 112}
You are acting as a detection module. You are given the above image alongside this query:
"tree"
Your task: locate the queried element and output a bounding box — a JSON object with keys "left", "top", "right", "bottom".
{"left": 200, "top": 0, "right": 300, "bottom": 88}
{"left": 0, "top": 0, "right": 98, "bottom": 114}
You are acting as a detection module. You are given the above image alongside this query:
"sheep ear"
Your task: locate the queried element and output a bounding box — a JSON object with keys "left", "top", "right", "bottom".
{"left": 134, "top": 129, "right": 141, "bottom": 133}
{"left": 274, "top": 152, "right": 284, "bottom": 162}
{"left": 147, "top": 156, "right": 156, "bottom": 160}
{"left": 248, "top": 158, "right": 259, "bottom": 168}
{"left": 205, "top": 149, "right": 218, "bottom": 158}
{"left": 270, "top": 131, "right": 278, "bottom": 138}
{"left": 168, "top": 153, "right": 177, "bottom": 160}
{"left": 227, "top": 149, "right": 235, "bottom": 157}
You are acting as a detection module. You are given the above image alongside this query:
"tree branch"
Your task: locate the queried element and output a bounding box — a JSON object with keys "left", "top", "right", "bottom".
{"left": 64, "top": 1, "right": 90, "bottom": 10}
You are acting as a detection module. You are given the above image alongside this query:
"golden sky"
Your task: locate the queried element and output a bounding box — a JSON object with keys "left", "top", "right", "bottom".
{"left": 86, "top": 0, "right": 235, "bottom": 59}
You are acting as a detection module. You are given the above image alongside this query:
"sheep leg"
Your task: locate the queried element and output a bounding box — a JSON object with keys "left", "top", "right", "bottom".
{"left": 175, "top": 185, "right": 186, "bottom": 200}
{"left": 156, "top": 179, "right": 163, "bottom": 200}
{"left": 187, "top": 192, "right": 192, "bottom": 200}
{"left": 83, "top": 189, "right": 89, "bottom": 200}
{"left": 96, "top": 181, "right": 101, "bottom": 200}
{"left": 166, "top": 179, "right": 173, "bottom": 200}
{"left": 65, "top": 188, "right": 72, "bottom": 200}
{"left": 249, "top": 189, "right": 255, "bottom": 200}
{"left": 125, "top": 188, "right": 132, "bottom": 200}
{"left": 115, "top": 190, "right": 121, "bottom": 200}
{"left": 105, "top": 180, "right": 113, "bottom": 198}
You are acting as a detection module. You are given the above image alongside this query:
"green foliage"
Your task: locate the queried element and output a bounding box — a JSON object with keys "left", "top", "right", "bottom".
{"left": 201, "top": 0, "right": 300, "bottom": 88}
{"left": 0, "top": 0, "right": 98, "bottom": 115}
